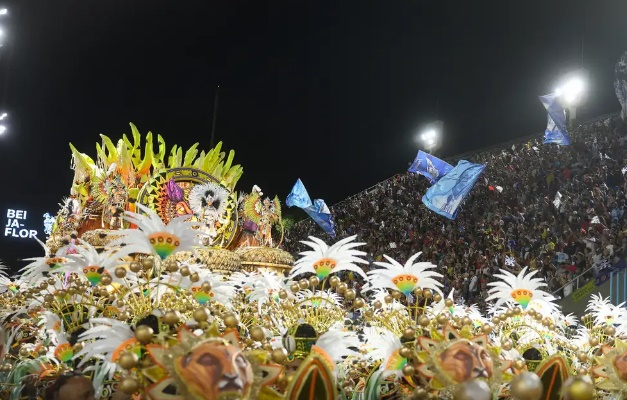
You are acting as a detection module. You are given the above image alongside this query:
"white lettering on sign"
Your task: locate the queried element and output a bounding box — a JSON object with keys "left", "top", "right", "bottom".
{"left": 4, "top": 209, "right": 38, "bottom": 239}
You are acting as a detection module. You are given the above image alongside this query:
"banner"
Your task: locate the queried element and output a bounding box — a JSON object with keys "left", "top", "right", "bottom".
{"left": 421, "top": 160, "right": 485, "bottom": 220}
{"left": 539, "top": 94, "right": 571, "bottom": 146}
{"left": 572, "top": 280, "right": 595, "bottom": 303}
{"left": 286, "top": 179, "right": 336, "bottom": 237}
{"left": 408, "top": 150, "right": 453, "bottom": 183}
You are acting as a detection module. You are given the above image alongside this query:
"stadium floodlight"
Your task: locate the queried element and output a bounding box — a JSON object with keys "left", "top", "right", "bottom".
{"left": 417, "top": 121, "right": 443, "bottom": 153}
{"left": 554, "top": 70, "right": 588, "bottom": 126}
{"left": 0, "top": 113, "right": 7, "bottom": 121}
{"left": 0, "top": 9, "right": 7, "bottom": 15}
{"left": 0, "top": 125, "right": 7, "bottom": 134}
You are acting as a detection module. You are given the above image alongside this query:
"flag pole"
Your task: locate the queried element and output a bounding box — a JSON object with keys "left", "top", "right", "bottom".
{"left": 210, "top": 85, "right": 220, "bottom": 148}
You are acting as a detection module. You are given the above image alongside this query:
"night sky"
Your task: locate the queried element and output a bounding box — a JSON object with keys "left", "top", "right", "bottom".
{"left": 0, "top": 0, "right": 625, "bottom": 265}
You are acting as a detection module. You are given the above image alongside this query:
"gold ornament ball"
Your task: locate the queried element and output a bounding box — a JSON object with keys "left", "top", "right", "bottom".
{"left": 19, "top": 347, "right": 30, "bottom": 357}
{"left": 271, "top": 347, "right": 288, "bottom": 364}
{"left": 453, "top": 379, "right": 492, "bottom": 400}
{"left": 100, "top": 274, "right": 112, "bottom": 286}
{"left": 364, "top": 309, "right": 374, "bottom": 318}
{"left": 163, "top": 310, "right": 181, "bottom": 326}
{"left": 299, "top": 279, "right": 309, "bottom": 290}
{"left": 329, "top": 276, "right": 340, "bottom": 287}
{"left": 142, "top": 258, "right": 154, "bottom": 271}
{"left": 605, "top": 326, "right": 616, "bottom": 336}
{"left": 353, "top": 298, "right": 365, "bottom": 309}
{"left": 577, "top": 368, "right": 588, "bottom": 376}
{"left": 502, "top": 340, "right": 513, "bottom": 351}
{"left": 513, "top": 359, "right": 526, "bottom": 370}
{"left": 193, "top": 307, "right": 210, "bottom": 323}
{"left": 445, "top": 298, "right": 454, "bottom": 307}
{"left": 179, "top": 266, "right": 190, "bottom": 276}
{"left": 437, "top": 314, "right": 449, "bottom": 325}
{"left": 418, "top": 316, "right": 430, "bottom": 327}
{"left": 412, "top": 387, "right": 428, "bottom": 400}
{"left": 577, "top": 352, "right": 587, "bottom": 362}
{"left": 118, "top": 352, "right": 139, "bottom": 370}
{"left": 563, "top": 377, "right": 594, "bottom": 400}
{"left": 278, "top": 290, "right": 288, "bottom": 299}
{"left": 120, "top": 377, "right": 140, "bottom": 394}
{"left": 373, "top": 300, "right": 383, "bottom": 309}
{"left": 166, "top": 260, "right": 179, "bottom": 273}
{"left": 506, "top": 309, "right": 514, "bottom": 317}
{"left": 433, "top": 293, "right": 442, "bottom": 302}
{"left": 190, "top": 272, "right": 200, "bottom": 283}
{"left": 392, "top": 290, "right": 403, "bottom": 300}
{"left": 402, "top": 364, "right": 416, "bottom": 376}
{"left": 39, "top": 282, "right": 48, "bottom": 290}
{"left": 384, "top": 294, "right": 393, "bottom": 304}
{"left": 422, "top": 289, "right": 433, "bottom": 299}
{"left": 510, "top": 372, "right": 543, "bottom": 400}
{"left": 201, "top": 281, "right": 212, "bottom": 292}
{"left": 527, "top": 309, "right": 536, "bottom": 317}
{"left": 129, "top": 262, "right": 141, "bottom": 273}
{"left": 399, "top": 346, "right": 412, "bottom": 358}
{"left": 462, "top": 317, "right": 472, "bottom": 326}
{"left": 250, "top": 326, "right": 266, "bottom": 342}
{"left": 223, "top": 314, "right": 239, "bottom": 328}
{"left": 403, "top": 328, "right": 416, "bottom": 340}
{"left": 491, "top": 317, "right": 501, "bottom": 325}
{"left": 337, "top": 283, "right": 348, "bottom": 294}
{"left": 73, "top": 342, "right": 84, "bottom": 353}
{"left": 309, "top": 276, "right": 320, "bottom": 287}
{"left": 513, "top": 307, "right": 522, "bottom": 315}
{"left": 56, "top": 290, "right": 67, "bottom": 298}
{"left": 114, "top": 267, "right": 127, "bottom": 279}
{"left": 38, "top": 346, "right": 48, "bottom": 356}
{"left": 588, "top": 337, "right": 599, "bottom": 347}
{"left": 43, "top": 294, "right": 54, "bottom": 303}
{"left": 290, "top": 283, "right": 300, "bottom": 293}
{"left": 481, "top": 324, "right": 492, "bottom": 334}
{"left": 345, "top": 289, "right": 356, "bottom": 300}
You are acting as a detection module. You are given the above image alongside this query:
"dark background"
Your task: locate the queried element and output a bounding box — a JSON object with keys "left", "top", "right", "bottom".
{"left": 0, "top": 0, "right": 625, "bottom": 266}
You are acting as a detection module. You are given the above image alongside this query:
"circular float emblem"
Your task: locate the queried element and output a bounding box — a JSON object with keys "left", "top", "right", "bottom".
{"left": 138, "top": 167, "right": 238, "bottom": 248}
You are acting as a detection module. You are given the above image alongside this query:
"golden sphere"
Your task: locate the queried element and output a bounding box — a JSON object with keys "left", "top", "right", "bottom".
{"left": 605, "top": 326, "right": 616, "bottom": 336}
{"left": 192, "top": 307, "right": 210, "bottom": 323}
{"left": 384, "top": 294, "right": 393, "bottom": 304}
{"left": 166, "top": 260, "right": 179, "bottom": 273}
{"left": 510, "top": 372, "right": 543, "bottom": 400}
{"left": 299, "top": 279, "right": 309, "bottom": 290}
{"left": 577, "top": 368, "right": 588, "bottom": 376}
{"left": 329, "top": 276, "right": 340, "bottom": 287}
{"left": 120, "top": 377, "right": 140, "bottom": 394}
{"left": 68, "top": 287, "right": 78, "bottom": 296}
{"left": 461, "top": 317, "right": 472, "bottom": 326}
{"left": 353, "top": 298, "right": 365, "bottom": 309}
{"left": 271, "top": 347, "right": 288, "bottom": 364}
{"left": 403, "top": 328, "right": 416, "bottom": 340}
{"left": 278, "top": 290, "right": 288, "bottom": 299}
{"left": 56, "top": 290, "right": 67, "bottom": 298}
{"left": 513, "top": 307, "right": 522, "bottom": 315}
{"left": 118, "top": 352, "right": 139, "bottom": 370}
{"left": 39, "top": 282, "right": 48, "bottom": 290}
{"left": 223, "top": 314, "right": 239, "bottom": 328}
{"left": 135, "top": 325, "right": 154, "bottom": 344}
{"left": 179, "top": 266, "right": 190, "bottom": 276}
{"left": 563, "top": 377, "right": 594, "bottom": 400}
{"left": 19, "top": 347, "right": 30, "bottom": 357}
{"left": 250, "top": 326, "right": 266, "bottom": 342}
{"left": 577, "top": 352, "right": 587, "bottom": 362}
{"left": 402, "top": 364, "right": 416, "bottom": 376}
{"left": 162, "top": 310, "right": 181, "bottom": 326}
{"left": 513, "top": 359, "right": 526, "bottom": 370}
{"left": 433, "top": 293, "right": 442, "bottom": 302}
{"left": 491, "top": 317, "right": 501, "bottom": 325}
{"left": 502, "top": 340, "right": 513, "bottom": 351}
{"left": 38, "top": 346, "right": 48, "bottom": 356}
{"left": 290, "top": 283, "right": 300, "bottom": 293}
{"left": 309, "top": 276, "right": 320, "bottom": 287}
{"left": 116, "top": 299, "right": 126, "bottom": 307}
{"left": 453, "top": 379, "right": 491, "bottom": 400}
{"left": 100, "top": 274, "right": 112, "bottom": 286}
{"left": 549, "top": 323, "right": 555, "bottom": 331}
{"left": 412, "top": 387, "right": 428, "bottom": 400}
{"left": 588, "top": 337, "right": 599, "bottom": 347}
{"left": 43, "top": 294, "right": 54, "bottom": 303}
{"left": 337, "top": 283, "right": 348, "bottom": 294}
{"left": 422, "top": 289, "right": 433, "bottom": 299}
{"left": 527, "top": 309, "right": 536, "bottom": 317}
{"left": 392, "top": 290, "right": 403, "bottom": 300}
{"left": 437, "top": 314, "right": 449, "bottom": 325}
{"left": 506, "top": 309, "right": 514, "bottom": 317}
{"left": 481, "top": 324, "right": 492, "bottom": 334}
{"left": 345, "top": 289, "right": 356, "bottom": 300}
{"left": 114, "top": 267, "right": 127, "bottom": 279}
{"left": 201, "top": 282, "right": 212, "bottom": 292}
{"left": 445, "top": 299, "right": 454, "bottom": 307}
{"left": 399, "top": 346, "right": 412, "bottom": 358}
{"left": 373, "top": 300, "right": 382, "bottom": 309}
{"left": 129, "top": 261, "right": 141, "bottom": 273}
{"left": 364, "top": 309, "right": 374, "bottom": 318}
{"left": 73, "top": 342, "right": 84, "bottom": 353}
{"left": 418, "top": 316, "right": 430, "bottom": 327}
{"left": 142, "top": 258, "right": 154, "bottom": 271}
{"left": 189, "top": 272, "right": 200, "bottom": 283}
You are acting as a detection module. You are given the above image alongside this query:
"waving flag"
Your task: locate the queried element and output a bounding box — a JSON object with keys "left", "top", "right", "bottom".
{"left": 421, "top": 160, "right": 485, "bottom": 220}
{"left": 539, "top": 94, "right": 571, "bottom": 146}
{"left": 286, "top": 179, "right": 336, "bottom": 237}
{"left": 615, "top": 51, "right": 627, "bottom": 121}
{"left": 408, "top": 150, "right": 453, "bottom": 183}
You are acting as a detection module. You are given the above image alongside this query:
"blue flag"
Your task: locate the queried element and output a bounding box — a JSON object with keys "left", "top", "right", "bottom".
{"left": 408, "top": 150, "right": 453, "bottom": 183}
{"left": 539, "top": 94, "right": 571, "bottom": 146}
{"left": 421, "top": 160, "right": 485, "bottom": 220}
{"left": 286, "top": 179, "right": 336, "bottom": 237}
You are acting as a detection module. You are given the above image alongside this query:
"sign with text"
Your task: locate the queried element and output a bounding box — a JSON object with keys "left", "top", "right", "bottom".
{"left": 4, "top": 209, "right": 38, "bottom": 239}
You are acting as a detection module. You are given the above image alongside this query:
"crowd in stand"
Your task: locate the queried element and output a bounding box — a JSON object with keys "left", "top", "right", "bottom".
{"left": 284, "top": 115, "right": 627, "bottom": 308}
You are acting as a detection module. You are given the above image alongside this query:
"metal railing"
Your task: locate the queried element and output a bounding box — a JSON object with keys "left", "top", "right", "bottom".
{"left": 551, "top": 265, "right": 595, "bottom": 298}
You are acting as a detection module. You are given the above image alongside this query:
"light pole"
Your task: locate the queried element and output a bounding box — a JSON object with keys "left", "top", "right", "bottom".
{"left": 555, "top": 71, "right": 587, "bottom": 127}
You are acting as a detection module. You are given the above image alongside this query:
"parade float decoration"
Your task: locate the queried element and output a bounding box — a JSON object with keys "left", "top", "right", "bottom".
{"left": 0, "top": 125, "right": 623, "bottom": 400}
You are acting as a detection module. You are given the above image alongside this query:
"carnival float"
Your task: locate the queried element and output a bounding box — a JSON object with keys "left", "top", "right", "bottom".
{"left": 0, "top": 124, "right": 623, "bottom": 400}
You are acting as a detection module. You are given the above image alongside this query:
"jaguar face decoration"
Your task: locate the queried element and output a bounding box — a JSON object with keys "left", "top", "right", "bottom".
{"left": 173, "top": 341, "right": 253, "bottom": 400}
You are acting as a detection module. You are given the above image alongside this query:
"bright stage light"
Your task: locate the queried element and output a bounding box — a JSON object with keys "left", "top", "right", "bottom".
{"left": 555, "top": 75, "right": 586, "bottom": 106}
{"left": 0, "top": 125, "right": 7, "bottom": 134}
{"left": 0, "top": 9, "right": 7, "bottom": 15}
{"left": 0, "top": 113, "right": 8, "bottom": 121}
